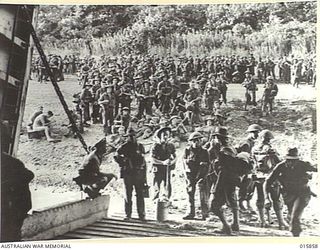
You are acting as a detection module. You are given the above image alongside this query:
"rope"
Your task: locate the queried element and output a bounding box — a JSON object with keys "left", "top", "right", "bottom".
{"left": 22, "top": 6, "right": 89, "bottom": 154}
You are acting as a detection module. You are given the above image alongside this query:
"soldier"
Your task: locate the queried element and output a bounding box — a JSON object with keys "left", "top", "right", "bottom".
{"left": 27, "top": 106, "right": 44, "bottom": 130}
{"left": 80, "top": 83, "right": 93, "bottom": 126}
{"left": 237, "top": 124, "right": 262, "bottom": 212}
{"left": 252, "top": 129, "right": 288, "bottom": 229}
{"left": 64, "top": 109, "right": 81, "bottom": 138}
{"left": 91, "top": 76, "right": 101, "bottom": 124}
{"left": 262, "top": 76, "right": 278, "bottom": 115}
{"left": 36, "top": 56, "right": 47, "bottom": 83}
{"left": 169, "top": 115, "right": 188, "bottom": 141}
{"left": 213, "top": 110, "right": 227, "bottom": 127}
{"left": 73, "top": 139, "right": 117, "bottom": 198}
{"left": 48, "top": 55, "right": 60, "bottom": 82}
{"left": 176, "top": 57, "right": 184, "bottom": 76}
{"left": 107, "top": 125, "right": 127, "bottom": 153}
{"left": 207, "top": 127, "right": 242, "bottom": 235}
{"left": 1, "top": 152, "right": 34, "bottom": 242}
{"left": 184, "top": 57, "right": 194, "bottom": 78}
{"left": 167, "top": 57, "right": 176, "bottom": 73}
{"left": 256, "top": 57, "right": 265, "bottom": 84}
{"left": 80, "top": 61, "right": 90, "bottom": 86}
{"left": 184, "top": 80, "right": 202, "bottom": 127}
{"left": 151, "top": 127, "right": 176, "bottom": 201}
{"left": 136, "top": 80, "right": 154, "bottom": 119}
{"left": 114, "top": 129, "right": 147, "bottom": 221}
{"left": 118, "top": 84, "right": 133, "bottom": 111}
{"left": 281, "top": 56, "right": 291, "bottom": 84}
{"left": 216, "top": 72, "right": 228, "bottom": 105}
{"left": 265, "top": 57, "right": 276, "bottom": 80}
{"left": 197, "top": 116, "right": 216, "bottom": 143}
{"left": 291, "top": 59, "right": 303, "bottom": 88}
{"left": 242, "top": 70, "right": 258, "bottom": 110}
{"left": 247, "top": 54, "right": 256, "bottom": 75}
{"left": 98, "top": 84, "right": 116, "bottom": 135}
{"left": 112, "top": 77, "right": 122, "bottom": 117}
{"left": 170, "top": 93, "right": 186, "bottom": 115}
{"left": 204, "top": 86, "right": 220, "bottom": 112}
{"left": 113, "top": 107, "right": 132, "bottom": 133}
{"left": 63, "top": 55, "right": 70, "bottom": 74}
{"left": 183, "top": 132, "right": 210, "bottom": 220}
{"left": 196, "top": 71, "right": 209, "bottom": 94}
{"left": 265, "top": 147, "right": 317, "bottom": 236}
{"left": 33, "top": 111, "right": 59, "bottom": 142}
{"left": 157, "top": 75, "right": 173, "bottom": 115}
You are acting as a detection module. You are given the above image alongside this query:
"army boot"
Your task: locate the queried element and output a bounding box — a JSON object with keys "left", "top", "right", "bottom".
{"left": 239, "top": 199, "right": 246, "bottom": 211}
{"left": 214, "top": 208, "right": 232, "bottom": 235}
{"left": 183, "top": 203, "right": 195, "bottom": 220}
{"left": 258, "top": 208, "right": 267, "bottom": 227}
{"left": 275, "top": 209, "right": 289, "bottom": 230}
{"left": 231, "top": 209, "right": 240, "bottom": 232}
{"left": 246, "top": 200, "right": 256, "bottom": 214}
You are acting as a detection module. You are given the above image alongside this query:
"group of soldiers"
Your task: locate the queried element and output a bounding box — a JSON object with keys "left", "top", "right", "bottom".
{"left": 28, "top": 52, "right": 317, "bottom": 238}
{"left": 31, "top": 52, "right": 316, "bottom": 140}
{"left": 108, "top": 121, "right": 317, "bottom": 237}
{"left": 69, "top": 53, "right": 288, "bottom": 139}
{"left": 32, "top": 54, "right": 66, "bottom": 82}
{"left": 32, "top": 52, "right": 316, "bottom": 87}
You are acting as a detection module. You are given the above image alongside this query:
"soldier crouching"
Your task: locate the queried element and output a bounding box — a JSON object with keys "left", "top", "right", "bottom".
{"left": 73, "top": 139, "right": 117, "bottom": 198}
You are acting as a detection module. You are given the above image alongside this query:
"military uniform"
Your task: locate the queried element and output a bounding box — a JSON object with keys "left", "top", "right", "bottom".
{"left": 1, "top": 153, "right": 34, "bottom": 242}
{"left": 242, "top": 73, "right": 257, "bottom": 109}
{"left": 114, "top": 110, "right": 132, "bottom": 133}
{"left": 265, "top": 59, "right": 276, "bottom": 79}
{"left": 80, "top": 86, "right": 93, "bottom": 124}
{"left": 99, "top": 90, "right": 116, "bottom": 135}
{"left": 209, "top": 142, "right": 241, "bottom": 234}
{"left": 252, "top": 131, "right": 286, "bottom": 228}
{"left": 170, "top": 93, "right": 186, "bottom": 115}
{"left": 151, "top": 128, "right": 176, "bottom": 200}
{"left": 204, "top": 86, "right": 220, "bottom": 111}
{"left": 237, "top": 124, "right": 262, "bottom": 211}
{"left": 157, "top": 80, "right": 173, "bottom": 115}
{"left": 256, "top": 59, "right": 265, "bottom": 84}
{"left": 237, "top": 136, "right": 256, "bottom": 204}
{"left": 262, "top": 79, "right": 278, "bottom": 114}
{"left": 183, "top": 132, "right": 210, "bottom": 219}
{"left": 266, "top": 147, "right": 317, "bottom": 236}
{"left": 116, "top": 135, "right": 146, "bottom": 220}
{"left": 216, "top": 75, "right": 228, "bottom": 104}
{"left": 184, "top": 86, "right": 201, "bottom": 126}
{"left": 49, "top": 56, "right": 60, "bottom": 82}
{"left": 91, "top": 81, "right": 101, "bottom": 123}
{"left": 207, "top": 127, "right": 248, "bottom": 234}
{"left": 80, "top": 64, "right": 90, "bottom": 86}
{"left": 136, "top": 82, "right": 154, "bottom": 119}
{"left": 118, "top": 85, "right": 133, "bottom": 110}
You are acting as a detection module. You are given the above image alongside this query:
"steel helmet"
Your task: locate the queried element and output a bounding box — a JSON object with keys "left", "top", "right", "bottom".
{"left": 259, "top": 129, "right": 274, "bottom": 139}
{"left": 246, "top": 124, "right": 262, "bottom": 133}
{"left": 188, "top": 132, "right": 203, "bottom": 141}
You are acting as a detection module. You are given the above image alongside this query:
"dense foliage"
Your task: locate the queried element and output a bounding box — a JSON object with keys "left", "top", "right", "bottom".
{"left": 37, "top": 2, "right": 316, "bottom": 57}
